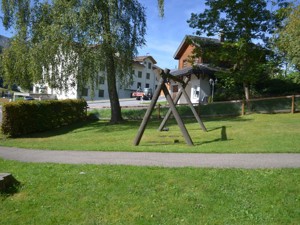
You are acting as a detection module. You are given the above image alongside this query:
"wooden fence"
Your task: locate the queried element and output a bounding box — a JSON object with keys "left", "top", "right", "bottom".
{"left": 155, "top": 94, "right": 300, "bottom": 118}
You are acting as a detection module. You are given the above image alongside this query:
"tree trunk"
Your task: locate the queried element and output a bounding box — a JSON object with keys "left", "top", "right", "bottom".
{"left": 243, "top": 82, "right": 251, "bottom": 112}
{"left": 106, "top": 52, "right": 123, "bottom": 123}
{"left": 101, "top": 2, "right": 123, "bottom": 123}
{"left": 243, "top": 82, "right": 250, "bottom": 100}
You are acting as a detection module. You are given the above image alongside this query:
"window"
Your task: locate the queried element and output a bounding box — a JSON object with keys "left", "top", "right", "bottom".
{"left": 137, "top": 82, "right": 142, "bottom": 89}
{"left": 145, "top": 83, "right": 150, "bottom": 88}
{"left": 172, "top": 85, "right": 178, "bottom": 93}
{"left": 35, "top": 87, "right": 39, "bottom": 93}
{"left": 98, "top": 89, "right": 104, "bottom": 97}
{"left": 82, "top": 88, "right": 88, "bottom": 97}
{"left": 148, "top": 62, "right": 152, "bottom": 69}
{"left": 99, "top": 76, "right": 105, "bottom": 85}
{"left": 146, "top": 73, "right": 150, "bottom": 79}
{"left": 193, "top": 86, "right": 200, "bottom": 98}
{"left": 40, "top": 86, "right": 47, "bottom": 94}
{"left": 138, "top": 71, "right": 142, "bottom": 78}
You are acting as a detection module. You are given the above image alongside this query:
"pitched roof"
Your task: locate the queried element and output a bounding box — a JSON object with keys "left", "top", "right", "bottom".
{"left": 173, "top": 35, "right": 220, "bottom": 60}
{"left": 170, "top": 63, "right": 219, "bottom": 77}
{"left": 134, "top": 55, "right": 157, "bottom": 64}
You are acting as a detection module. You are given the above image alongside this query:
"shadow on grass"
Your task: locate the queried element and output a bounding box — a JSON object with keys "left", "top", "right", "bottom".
{"left": 144, "top": 126, "right": 231, "bottom": 147}
{"left": 194, "top": 126, "right": 232, "bottom": 146}
{"left": 0, "top": 174, "right": 21, "bottom": 197}
{"left": 18, "top": 119, "right": 142, "bottom": 139}
{"left": 15, "top": 113, "right": 248, "bottom": 140}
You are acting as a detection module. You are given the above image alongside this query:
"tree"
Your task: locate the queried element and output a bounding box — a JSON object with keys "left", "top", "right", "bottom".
{"left": 1, "top": 0, "right": 146, "bottom": 123}
{"left": 187, "top": 0, "right": 286, "bottom": 100}
{"left": 276, "top": 4, "right": 300, "bottom": 71}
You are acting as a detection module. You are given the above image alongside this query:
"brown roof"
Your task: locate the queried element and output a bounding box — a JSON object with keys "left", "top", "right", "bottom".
{"left": 173, "top": 35, "right": 220, "bottom": 60}
{"left": 170, "top": 64, "right": 219, "bottom": 77}
{"left": 134, "top": 56, "right": 157, "bottom": 64}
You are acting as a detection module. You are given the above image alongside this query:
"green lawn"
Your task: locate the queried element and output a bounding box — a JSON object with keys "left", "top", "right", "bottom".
{"left": 1, "top": 113, "right": 300, "bottom": 153}
{"left": 1, "top": 159, "right": 299, "bottom": 225}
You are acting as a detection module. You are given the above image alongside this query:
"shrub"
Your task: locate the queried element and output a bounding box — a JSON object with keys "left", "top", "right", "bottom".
{"left": 1, "top": 99, "right": 87, "bottom": 137}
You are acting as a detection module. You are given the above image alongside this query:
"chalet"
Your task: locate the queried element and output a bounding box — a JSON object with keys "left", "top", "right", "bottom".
{"left": 170, "top": 35, "right": 221, "bottom": 104}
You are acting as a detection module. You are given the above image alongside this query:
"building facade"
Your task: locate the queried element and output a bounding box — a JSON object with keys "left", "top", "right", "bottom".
{"left": 33, "top": 56, "right": 159, "bottom": 101}
{"left": 170, "top": 35, "right": 220, "bottom": 104}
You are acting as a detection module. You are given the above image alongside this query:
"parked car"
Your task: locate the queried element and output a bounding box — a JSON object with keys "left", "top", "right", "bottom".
{"left": 132, "top": 88, "right": 153, "bottom": 100}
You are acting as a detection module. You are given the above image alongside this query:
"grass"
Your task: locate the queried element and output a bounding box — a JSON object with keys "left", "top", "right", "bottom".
{"left": 1, "top": 113, "right": 300, "bottom": 153}
{"left": 1, "top": 158, "right": 299, "bottom": 225}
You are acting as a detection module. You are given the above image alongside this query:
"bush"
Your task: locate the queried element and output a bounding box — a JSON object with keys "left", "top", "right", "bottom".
{"left": 1, "top": 99, "right": 87, "bottom": 137}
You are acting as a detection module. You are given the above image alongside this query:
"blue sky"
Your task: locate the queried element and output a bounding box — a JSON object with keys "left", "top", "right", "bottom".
{"left": 137, "top": 0, "right": 208, "bottom": 69}
{"left": 0, "top": 0, "right": 207, "bottom": 70}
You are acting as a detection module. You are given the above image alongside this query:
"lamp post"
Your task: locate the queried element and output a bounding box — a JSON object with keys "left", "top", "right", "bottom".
{"left": 209, "top": 78, "right": 217, "bottom": 102}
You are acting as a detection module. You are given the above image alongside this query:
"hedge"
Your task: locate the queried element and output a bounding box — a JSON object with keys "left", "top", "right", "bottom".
{"left": 1, "top": 99, "right": 87, "bottom": 137}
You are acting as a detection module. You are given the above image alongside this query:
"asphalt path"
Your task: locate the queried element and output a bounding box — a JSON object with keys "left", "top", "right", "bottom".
{"left": 1, "top": 147, "right": 300, "bottom": 168}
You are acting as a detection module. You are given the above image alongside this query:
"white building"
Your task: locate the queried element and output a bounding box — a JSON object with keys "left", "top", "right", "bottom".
{"left": 33, "top": 56, "right": 159, "bottom": 101}
{"left": 169, "top": 35, "right": 221, "bottom": 104}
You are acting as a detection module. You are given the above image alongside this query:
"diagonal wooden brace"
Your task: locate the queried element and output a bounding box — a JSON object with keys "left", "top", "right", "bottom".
{"left": 158, "top": 77, "right": 207, "bottom": 132}
{"left": 133, "top": 77, "right": 164, "bottom": 146}
{"left": 161, "top": 82, "right": 193, "bottom": 145}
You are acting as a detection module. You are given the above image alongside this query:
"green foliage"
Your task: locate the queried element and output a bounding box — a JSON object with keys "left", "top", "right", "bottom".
{"left": 255, "top": 77, "right": 300, "bottom": 96}
{"left": 1, "top": 99, "right": 87, "bottom": 137}
{"left": 276, "top": 4, "right": 300, "bottom": 71}
{"left": 286, "top": 71, "right": 300, "bottom": 84}
{"left": 1, "top": 0, "right": 147, "bottom": 122}
{"left": 157, "top": 0, "right": 164, "bottom": 17}
{"left": 1, "top": 37, "right": 33, "bottom": 90}
{"left": 187, "top": 0, "right": 288, "bottom": 99}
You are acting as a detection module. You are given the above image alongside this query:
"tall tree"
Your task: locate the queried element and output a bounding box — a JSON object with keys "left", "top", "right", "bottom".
{"left": 188, "top": 0, "right": 286, "bottom": 100}
{"left": 1, "top": 0, "right": 146, "bottom": 123}
{"left": 276, "top": 3, "right": 300, "bottom": 71}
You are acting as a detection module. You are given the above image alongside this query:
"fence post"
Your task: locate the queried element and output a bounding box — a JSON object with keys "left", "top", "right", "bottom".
{"left": 157, "top": 103, "right": 161, "bottom": 119}
{"left": 241, "top": 100, "right": 245, "bottom": 116}
{"left": 291, "top": 95, "right": 295, "bottom": 114}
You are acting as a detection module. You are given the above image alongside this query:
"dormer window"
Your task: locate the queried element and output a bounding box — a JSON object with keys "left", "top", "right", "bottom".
{"left": 148, "top": 62, "right": 152, "bottom": 69}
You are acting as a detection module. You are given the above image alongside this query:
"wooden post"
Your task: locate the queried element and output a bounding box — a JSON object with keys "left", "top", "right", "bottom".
{"left": 161, "top": 82, "right": 194, "bottom": 146}
{"left": 157, "top": 103, "right": 161, "bottom": 119}
{"left": 180, "top": 83, "right": 207, "bottom": 132}
{"left": 158, "top": 79, "right": 185, "bottom": 131}
{"left": 241, "top": 100, "right": 245, "bottom": 116}
{"left": 134, "top": 69, "right": 202, "bottom": 146}
{"left": 291, "top": 95, "right": 295, "bottom": 114}
{"left": 133, "top": 77, "right": 163, "bottom": 146}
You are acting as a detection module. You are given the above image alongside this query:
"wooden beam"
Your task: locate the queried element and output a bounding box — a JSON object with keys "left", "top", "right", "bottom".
{"left": 133, "top": 77, "right": 164, "bottom": 146}
{"left": 161, "top": 82, "right": 193, "bottom": 146}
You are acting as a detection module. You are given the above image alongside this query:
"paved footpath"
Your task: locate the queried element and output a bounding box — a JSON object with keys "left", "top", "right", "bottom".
{"left": 1, "top": 146, "right": 300, "bottom": 168}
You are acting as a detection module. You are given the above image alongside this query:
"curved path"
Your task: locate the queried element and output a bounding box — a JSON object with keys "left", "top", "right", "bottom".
{"left": 1, "top": 146, "right": 300, "bottom": 168}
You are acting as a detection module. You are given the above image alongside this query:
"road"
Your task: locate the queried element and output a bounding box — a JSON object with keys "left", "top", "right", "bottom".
{"left": 87, "top": 97, "right": 166, "bottom": 109}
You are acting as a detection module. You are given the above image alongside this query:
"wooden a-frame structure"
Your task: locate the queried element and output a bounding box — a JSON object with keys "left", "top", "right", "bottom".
{"left": 133, "top": 69, "right": 207, "bottom": 146}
